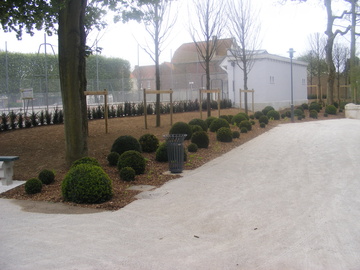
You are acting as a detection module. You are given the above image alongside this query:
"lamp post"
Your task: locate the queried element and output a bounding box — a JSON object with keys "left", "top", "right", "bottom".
{"left": 231, "top": 61, "right": 235, "bottom": 106}
{"left": 288, "top": 48, "right": 295, "bottom": 122}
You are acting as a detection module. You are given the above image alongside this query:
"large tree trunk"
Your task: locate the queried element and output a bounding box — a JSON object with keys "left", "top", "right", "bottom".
{"left": 206, "top": 58, "right": 211, "bottom": 117}
{"left": 324, "top": 0, "right": 335, "bottom": 105}
{"left": 58, "top": 0, "right": 88, "bottom": 166}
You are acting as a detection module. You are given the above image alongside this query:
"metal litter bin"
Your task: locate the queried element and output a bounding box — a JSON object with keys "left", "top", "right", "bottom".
{"left": 164, "top": 134, "right": 187, "bottom": 173}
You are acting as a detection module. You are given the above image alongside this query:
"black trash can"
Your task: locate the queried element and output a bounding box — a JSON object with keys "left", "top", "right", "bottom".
{"left": 164, "top": 134, "right": 187, "bottom": 173}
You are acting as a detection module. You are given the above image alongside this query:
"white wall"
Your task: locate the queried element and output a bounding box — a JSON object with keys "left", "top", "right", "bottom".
{"left": 225, "top": 53, "right": 308, "bottom": 111}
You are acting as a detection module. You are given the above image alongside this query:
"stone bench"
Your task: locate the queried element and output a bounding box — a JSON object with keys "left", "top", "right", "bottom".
{"left": 0, "top": 156, "right": 20, "bottom": 186}
{"left": 345, "top": 103, "right": 360, "bottom": 120}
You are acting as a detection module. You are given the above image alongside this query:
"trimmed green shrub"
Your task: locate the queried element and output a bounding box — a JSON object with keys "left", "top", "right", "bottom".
{"left": 190, "top": 124, "right": 203, "bottom": 133}
{"left": 262, "top": 106, "right": 275, "bottom": 116}
{"left": 139, "top": 133, "right": 159, "bottom": 153}
{"left": 62, "top": 164, "right": 112, "bottom": 204}
{"left": 169, "top": 122, "right": 192, "bottom": 140}
{"left": 296, "top": 106, "right": 304, "bottom": 112}
{"left": 266, "top": 110, "right": 280, "bottom": 120}
{"left": 250, "top": 120, "right": 255, "bottom": 125}
{"left": 309, "top": 102, "right": 321, "bottom": 112}
{"left": 25, "top": 178, "right": 43, "bottom": 194}
{"left": 120, "top": 167, "right": 136, "bottom": 182}
{"left": 111, "top": 135, "right": 141, "bottom": 155}
{"left": 309, "top": 110, "right": 318, "bottom": 119}
{"left": 231, "top": 113, "right": 248, "bottom": 125}
{"left": 219, "top": 115, "right": 230, "bottom": 123}
{"left": 188, "top": 118, "right": 208, "bottom": 131}
{"left": 38, "top": 169, "right": 55, "bottom": 185}
{"left": 188, "top": 143, "right": 198, "bottom": 153}
{"left": 227, "top": 115, "right": 234, "bottom": 123}
{"left": 260, "top": 122, "right": 266, "bottom": 128}
{"left": 209, "top": 118, "right": 230, "bottom": 132}
{"left": 324, "top": 113, "right": 328, "bottom": 117}
{"left": 325, "top": 105, "right": 337, "bottom": 115}
{"left": 71, "top": 157, "right": 100, "bottom": 168}
{"left": 205, "top": 116, "right": 217, "bottom": 128}
{"left": 117, "top": 150, "right": 146, "bottom": 175}
{"left": 232, "top": 130, "right": 240, "bottom": 139}
{"left": 216, "top": 127, "right": 233, "bottom": 142}
{"left": 294, "top": 109, "right": 304, "bottom": 117}
{"left": 240, "top": 127, "right": 248, "bottom": 133}
{"left": 254, "top": 111, "right": 264, "bottom": 119}
{"left": 297, "top": 115, "right": 303, "bottom": 120}
{"left": 258, "top": 115, "right": 269, "bottom": 125}
{"left": 249, "top": 114, "right": 255, "bottom": 120}
{"left": 301, "top": 103, "right": 309, "bottom": 110}
{"left": 107, "top": 152, "right": 120, "bottom": 166}
{"left": 191, "top": 131, "right": 209, "bottom": 148}
{"left": 239, "top": 120, "right": 252, "bottom": 131}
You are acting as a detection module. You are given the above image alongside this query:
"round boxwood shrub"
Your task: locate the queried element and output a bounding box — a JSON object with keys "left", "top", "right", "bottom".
{"left": 188, "top": 143, "right": 198, "bottom": 153}
{"left": 239, "top": 120, "right": 252, "bottom": 131}
{"left": 191, "top": 130, "right": 209, "bottom": 148}
{"left": 107, "top": 152, "right": 120, "bottom": 166}
{"left": 227, "top": 115, "right": 234, "bottom": 123}
{"left": 205, "top": 116, "right": 217, "bottom": 128}
{"left": 139, "top": 133, "right": 159, "bottom": 153}
{"left": 209, "top": 118, "right": 230, "bottom": 132}
{"left": 232, "top": 130, "right": 240, "bottom": 139}
{"left": 301, "top": 103, "right": 309, "bottom": 110}
{"left": 309, "top": 102, "right": 321, "bottom": 112}
{"left": 188, "top": 118, "right": 208, "bottom": 131}
{"left": 231, "top": 113, "right": 248, "bottom": 125}
{"left": 25, "top": 178, "right": 42, "bottom": 194}
{"left": 111, "top": 135, "right": 141, "bottom": 155}
{"left": 325, "top": 105, "right": 337, "bottom": 115}
{"left": 260, "top": 122, "right": 266, "bottom": 128}
{"left": 117, "top": 150, "right": 146, "bottom": 175}
{"left": 38, "top": 169, "right": 55, "bottom": 185}
{"left": 71, "top": 157, "right": 100, "bottom": 168}
{"left": 240, "top": 127, "right": 248, "bottom": 133}
{"left": 294, "top": 109, "right": 304, "bottom": 117}
{"left": 155, "top": 143, "right": 187, "bottom": 162}
{"left": 309, "top": 109, "right": 318, "bottom": 119}
{"left": 62, "top": 164, "right": 112, "bottom": 204}
{"left": 258, "top": 115, "right": 269, "bottom": 125}
{"left": 216, "top": 127, "right": 233, "bottom": 142}
{"left": 169, "top": 121, "right": 192, "bottom": 140}
{"left": 262, "top": 106, "right": 275, "bottom": 116}
{"left": 254, "top": 111, "right": 264, "bottom": 119}
{"left": 190, "top": 124, "right": 203, "bottom": 133}
{"left": 219, "top": 115, "right": 230, "bottom": 123}
{"left": 120, "top": 167, "right": 136, "bottom": 182}
{"left": 266, "top": 110, "right": 280, "bottom": 120}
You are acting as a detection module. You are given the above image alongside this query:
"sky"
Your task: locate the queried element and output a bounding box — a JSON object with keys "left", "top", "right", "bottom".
{"left": 0, "top": 0, "right": 353, "bottom": 69}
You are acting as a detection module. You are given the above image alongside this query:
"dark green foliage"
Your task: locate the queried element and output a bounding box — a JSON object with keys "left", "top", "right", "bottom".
{"left": 249, "top": 114, "right": 255, "bottom": 120}
{"left": 53, "top": 107, "right": 60, "bottom": 124}
{"left": 333, "top": 102, "right": 339, "bottom": 108}
{"left": 188, "top": 118, "right": 208, "bottom": 131}
{"left": 309, "top": 110, "right": 318, "bottom": 119}
{"left": 250, "top": 120, "right": 255, "bottom": 125}
{"left": 169, "top": 122, "right": 192, "bottom": 140}
{"left": 45, "top": 110, "right": 52, "bottom": 125}
{"left": 294, "top": 109, "right": 304, "bottom": 117}
{"left": 139, "top": 134, "right": 159, "bottom": 153}
{"left": 254, "top": 111, "right": 264, "bottom": 119}
{"left": 239, "top": 120, "right": 252, "bottom": 131}
{"left": 324, "top": 113, "right": 328, "bottom": 117}
{"left": 296, "top": 106, "right": 304, "bottom": 112}
{"left": 190, "top": 125, "right": 203, "bottom": 133}
{"left": 30, "top": 112, "right": 38, "bottom": 127}
{"left": 240, "top": 127, "right": 248, "bottom": 133}
{"left": 205, "top": 116, "right": 217, "bottom": 128}
{"left": 216, "top": 127, "right": 233, "bottom": 142}
{"left": 38, "top": 169, "right": 55, "bottom": 185}
{"left": 232, "top": 130, "right": 240, "bottom": 139}
{"left": 325, "top": 105, "right": 337, "bottom": 115}
{"left": 188, "top": 143, "right": 198, "bottom": 153}
{"left": 39, "top": 111, "right": 45, "bottom": 126}
{"left": 227, "top": 115, "right": 233, "bottom": 123}
{"left": 117, "top": 150, "right": 146, "bottom": 175}
{"left": 258, "top": 115, "right": 269, "bottom": 125}
{"left": 18, "top": 113, "right": 23, "bottom": 128}
{"left": 1, "top": 113, "right": 8, "bottom": 131}
{"left": 62, "top": 164, "right": 113, "bottom": 204}
{"left": 297, "top": 115, "right": 303, "bottom": 120}
{"left": 25, "top": 178, "right": 42, "bottom": 194}
{"left": 71, "top": 157, "right": 100, "bottom": 168}
{"left": 120, "top": 167, "right": 136, "bottom": 182}
{"left": 231, "top": 113, "right": 247, "bottom": 125}
{"left": 284, "top": 111, "right": 291, "bottom": 118}
{"left": 260, "top": 122, "right": 266, "bottom": 128}
{"left": 191, "top": 131, "right": 209, "bottom": 148}
{"left": 262, "top": 106, "right": 275, "bottom": 116}
{"left": 9, "top": 111, "right": 17, "bottom": 130}
{"left": 301, "top": 103, "right": 309, "bottom": 110}
{"left": 266, "top": 110, "right": 280, "bottom": 120}
{"left": 107, "top": 152, "right": 120, "bottom": 166}
{"left": 219, "top": 115, "right": 230, "bottom": 123}
{"left": 111, "top": 135, "right": 142, "bottom": 155}
{"left": 209, "top": 118, "right": 230, "bottom": 132}
{"left": 309, "top": 102, "right": 321, "bottom": 112}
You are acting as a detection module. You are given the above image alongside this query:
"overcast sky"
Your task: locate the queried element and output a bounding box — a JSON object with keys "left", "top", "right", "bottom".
{"left": 0, "top": 0, "right": 353, "bottom": 68}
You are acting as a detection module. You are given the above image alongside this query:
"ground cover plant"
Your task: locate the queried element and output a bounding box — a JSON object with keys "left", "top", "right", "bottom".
{"left": 0, "top": 108, "right": 345, "bottom": 211}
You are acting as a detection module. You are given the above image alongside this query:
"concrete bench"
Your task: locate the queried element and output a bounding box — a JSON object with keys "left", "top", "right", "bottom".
{"left": 0, "top": 156, "right": 20, "bottom": 186}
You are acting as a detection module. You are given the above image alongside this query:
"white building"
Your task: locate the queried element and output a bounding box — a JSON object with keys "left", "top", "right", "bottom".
{"left": 220, "top": 50, "right": 308, "bottom": 111}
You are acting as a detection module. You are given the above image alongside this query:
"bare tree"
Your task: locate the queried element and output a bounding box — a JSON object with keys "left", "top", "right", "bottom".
{"left": 333, "top": 42, "right": 349, "bottom": 103}
{"left": 189, "top": 0, "right": 226, "bottom": 117}
{"left": 227, "top": 0, "right": 261, "bottom": 114}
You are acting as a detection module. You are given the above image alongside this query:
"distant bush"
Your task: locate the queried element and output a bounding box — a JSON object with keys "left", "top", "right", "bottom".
{"left": 240, "top": 127, "right": 248, "bottom": 133}
{"left": 232, "top": 131, "right": 240, "bottom": 139}
{"left": 238, "top": 120, "right": 252, "bottom": 131}
{"left": 111, "top": 135, "right": 141, "bottom": 155}
{"left": 25, "top": 178, "right": 42, "bottom": 194}
{"left": 266, "top": 110, "right": 280, "bottom": 120}
{"left": 38, "top": 169, "right": 55, "bottom": 185}
{"left": 119, "top": 167, "right": 136, "bottom": 182}
{"left": 262, "top": 106, "right": 275, "bottom": 116}
{"left": 188, "top": 118, "right": 208, "bottom": 131}
{"left": 190, "top": 124, "right": 203, "bottom": 133}
{"left": 117, "top": 150, "right": 146, "bottom": 175}
{"left": 169, "top": 122, "right": 192, "bottom": 140}
{"left": 187, "top": 143, "right": 198, "bottom": 153}
{"left": 309, "top": 102, "right": 321, "bottom": 112}
{"left": 216, "top": 127, "right": 233, "bottom": 142}
{"left": 107, "top": 152, "right": 120, "bottom": 166}
{"left": 139, "top": 133, "right": 159, "bottom": 153}
{"left": 309, "top": 110, "right": 318, "bottom": 119}
{"left": 71, "top": 157, "right": 100, "bottom": 168}
{"left": 191, "top": 131, "right": 209, "bottom": 148}
{"left": 258, "top": 115, "right": 269, "bottom": 125}
{"left": 231, "top": 113, "right": 248, "bottom": 125}
{"left": 325, "top": 105, "right": 337, "bottom": 115}
{"left": 260, "top": 122, "right": 266, "bottom": 128}
{"left": 301, "top": 103, "right": 309, "bottom": 110}
{"left": 254, "top": 111, "right": 264, "bottom": 119}
{"left": 209, "top": 118, "right": 230, "bottom": 132}
{"left": 205, "top": 116, "right": 217, "bottom": 128}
